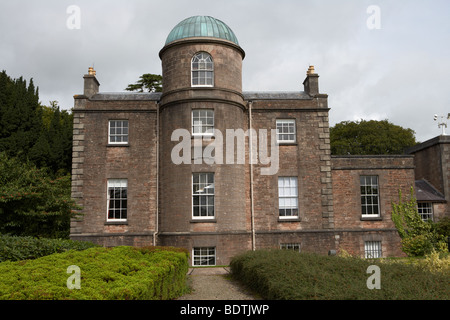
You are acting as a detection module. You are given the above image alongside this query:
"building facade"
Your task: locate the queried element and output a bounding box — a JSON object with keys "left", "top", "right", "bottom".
{"left": 70, "top": 16, "right": 448, "bottom": 265}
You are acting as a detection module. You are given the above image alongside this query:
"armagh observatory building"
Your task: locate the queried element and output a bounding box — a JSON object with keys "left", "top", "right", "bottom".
{"left": 70, "top": 16, "right": 449, "bottom": 265}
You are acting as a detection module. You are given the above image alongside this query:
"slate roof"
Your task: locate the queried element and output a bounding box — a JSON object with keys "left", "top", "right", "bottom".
{"left": 90, "top": 91, "right": 311, "bottom": 101}
{"left": 243, "top": 91, "right": 310, "bottom": 100}
{"left": 415, "top": 179, "right": 446, "bottom": 202}
{"left": 91, "top": 92, "right": 162, "bottom": 101}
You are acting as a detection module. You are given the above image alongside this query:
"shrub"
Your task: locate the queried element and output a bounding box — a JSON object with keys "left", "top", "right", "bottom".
{"left": 230, "top": 249, "right": 449, "bottom": 300}
{"left": 0, "top": 153, "right": 79, "bottom": 238}
{"left": 419, "top": 250, "right": 450, "bottom": 274}
{"left": 392, "top": 188, "right": 447, "bottom": 256}
{"left": 0, "top": 246, "right": 189, "bottom": 300}
{"left": 0, "top": 235, "right": 98, "bottom": 262}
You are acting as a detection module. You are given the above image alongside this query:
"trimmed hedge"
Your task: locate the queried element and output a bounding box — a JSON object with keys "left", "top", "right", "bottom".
{"left": 230, "top": 249, "right": 449, "bottom": 300}
{"left": 0, "top": 246, "right": 189, "bottom": 300}
{"left": 0, "top": 235, "right": 99, "bottom": 262}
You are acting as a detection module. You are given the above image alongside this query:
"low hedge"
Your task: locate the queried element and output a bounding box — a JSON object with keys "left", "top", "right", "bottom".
{"left": 230, "top": 249, "right": 449, "bottom": 300}
{"left": 0, "top": 246, "right": 189, "bottom": 300}
{"left": 0, "top": 235, "right": 99, "bottom": 262}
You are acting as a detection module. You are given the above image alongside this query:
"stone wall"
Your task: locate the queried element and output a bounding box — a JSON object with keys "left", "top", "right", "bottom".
{"left": 70, "top": 95, "right": 158, "bottom": 246}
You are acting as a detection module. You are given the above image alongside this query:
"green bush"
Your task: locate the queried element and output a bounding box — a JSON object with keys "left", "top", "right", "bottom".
{"left": 230, "top": 249, "right": 449, "bottom": 300}
{"left": 0, "top": 246, "right": 189, "bottom": 300}
{"left": 392, "top": 188, "right": 447, "bottom": 256}
{"left": 0, "top": 235, "right": 99, "bottom": 262}
{"left": 0, "top": 153, "right": 79, "bottom": 239}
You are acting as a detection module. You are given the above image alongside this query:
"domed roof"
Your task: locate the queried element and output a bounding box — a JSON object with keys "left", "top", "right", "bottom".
{"left": 165, "top": 16, "right": 239, "bottom": 46}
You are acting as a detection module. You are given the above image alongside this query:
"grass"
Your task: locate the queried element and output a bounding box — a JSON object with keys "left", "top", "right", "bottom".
{"left": 230, "top": 249, "right": 449, "bottom": 300}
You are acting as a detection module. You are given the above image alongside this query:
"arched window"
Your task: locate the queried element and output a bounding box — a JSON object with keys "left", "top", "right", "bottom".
{"left": 192, "top": 52, "right": 214, "bottom": 87}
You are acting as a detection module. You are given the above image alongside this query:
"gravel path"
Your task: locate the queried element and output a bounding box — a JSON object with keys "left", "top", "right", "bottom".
{"left": 177, "top": 267, "right": 257, "bottom": 300}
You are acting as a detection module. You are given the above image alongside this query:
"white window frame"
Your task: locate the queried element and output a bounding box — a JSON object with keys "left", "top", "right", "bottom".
{"left": 107, "top": 179, "right": 128, "bottom": 221}
{"left": 108, "top": 120, "right": 129, "bottom": 145}
{"left": 417, "top": 202, "right": 433, "bottom": 222}
{"left": 192, "top": 247, "right": 216, "bottom": 266}
{"left": 360, "top": 175, "right": 380, "bottom": 218}
{"left": 276, "top": 119, "right": 296, "bottom": 143}
{"left": 364, "top": 241, "right": 382, "bottom": 258}
{"left": 192, "top": 109, "right": 214, "bottom": 136}
{"left": 278, "top": 177, "right": 299, "bottom": 219}
{"left": 192, "top": 173, "right": 215, "bottom": 220}
{"left": 191, "top": 52, "right": 214, "bottom": 87}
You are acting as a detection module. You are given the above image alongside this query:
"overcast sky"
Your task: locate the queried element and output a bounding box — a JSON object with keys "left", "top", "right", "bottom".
{"left": 1, "top": 0, "right": 449, "bottom": 142}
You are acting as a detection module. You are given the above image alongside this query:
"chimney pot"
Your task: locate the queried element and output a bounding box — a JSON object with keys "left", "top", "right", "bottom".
{"left": 307, "top": 65, "right": 315, "bottom": 75}
{"left": 88, "top": 67, "right": 96, "bottom": 76}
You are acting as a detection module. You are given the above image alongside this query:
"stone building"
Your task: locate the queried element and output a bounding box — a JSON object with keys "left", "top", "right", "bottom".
{"left": 407, "top": 136, "right": 450, "bottom": 221}
{"left": 70, "top": 16, "right": 448, "bottom": 264}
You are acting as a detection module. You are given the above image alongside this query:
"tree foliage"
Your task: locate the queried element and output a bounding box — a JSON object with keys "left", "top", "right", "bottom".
{"left": 0, "top": 153, "right": 79, "bottom": 238}
{"left": 125, "top": 73, "right": 162, "bottom": 93}
{"left": 0, "top": 71, "right": 73, "bottom": 175}
{"left": 0, "top": 71, "right": 75, "bottom": 238}
{"left": 330, "top": 119, "right": 417, "bottom": 155}
{"left": 30, "top": 101, "right": 73, "bottom": 174}
{"left": 0, "top": 70, "right": 42, "bottom": 161}
{"left": 391, "top": 188, "right": 447, "bottom": 256}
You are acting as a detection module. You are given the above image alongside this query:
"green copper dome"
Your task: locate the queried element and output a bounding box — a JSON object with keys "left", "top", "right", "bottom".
{"left": 165, "top": 16, "right": 239, "bottom": 46}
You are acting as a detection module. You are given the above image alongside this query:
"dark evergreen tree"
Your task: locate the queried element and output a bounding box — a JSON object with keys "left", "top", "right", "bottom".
{"left": 125, "top": 73, "right": 162, "bottom": 92}
{"left": 0, "top": 71, "right": 73, "bottom": 175}
{"left": 0, "top": 71, "right": 42, "bottom": 163}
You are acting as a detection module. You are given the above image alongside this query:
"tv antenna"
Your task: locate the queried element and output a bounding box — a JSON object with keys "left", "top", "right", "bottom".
{"left": 434, "top": 113, "right": 450, "bottom": 135}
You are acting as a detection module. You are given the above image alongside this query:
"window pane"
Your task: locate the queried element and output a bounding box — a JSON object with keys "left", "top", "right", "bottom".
{"left": 360, "top": 176, "right": 379, "bottom": 216}
{"left": 192, "top": 173, "right": 215, "bottom": 218}
{"left": 109, "top": 120, "right": 129, "bottom": 144}
{"left": 365, "top": 241, "right": 382, "bottom": 258}
{"left": 193, "top": 247, "right": 215, "bottom": 266}
{"left": 192, "top": 110, "right": 214, "bottom": 135}
{"left": 276, "top": 120, "right": 296, "bottom": 142}
{"left": 107, "top": 179, "right": 127, "bottom": 220}
{"left": 278, "top": 177, "right": 299, "bottom": 217}
{"left": 192, "top": 53, "right": 213, "bottom": 87}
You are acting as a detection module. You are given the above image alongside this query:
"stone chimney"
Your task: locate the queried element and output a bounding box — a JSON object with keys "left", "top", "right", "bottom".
{"left": 303, "top": 65, "right": 319, "bottom": 97}
{"left": 83, "top": 67, "right": 100, "bottom": 98}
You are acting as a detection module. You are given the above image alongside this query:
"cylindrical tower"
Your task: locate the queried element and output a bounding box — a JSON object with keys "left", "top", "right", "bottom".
{"left": 158, "top": 16, "right": 248, "bottom": 265}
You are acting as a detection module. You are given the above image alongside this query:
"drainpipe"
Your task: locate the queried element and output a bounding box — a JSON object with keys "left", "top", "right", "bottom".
{"left": 248, "top": 101, "right": 256, "bottom": 251}
{"left": 153, "top": 101, "right": 160, "bottom": 246}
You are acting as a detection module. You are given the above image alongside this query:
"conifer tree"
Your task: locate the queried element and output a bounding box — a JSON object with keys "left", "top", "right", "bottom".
{"left": 0, "top": 71, "right": 42, "bottom": 162}
{"left": 0, "top": 71, "right": 73, "bottom": 175}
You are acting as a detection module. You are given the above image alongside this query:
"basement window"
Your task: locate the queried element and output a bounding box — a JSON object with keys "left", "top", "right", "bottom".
{"left": 193, "top": 247, "right": 216, "bottom": 266}
{"left": 364, "top": 241, "right": 382, "bottom": 258}
{"left": 280, "top": 243, "right": 301, "bottom": 252}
